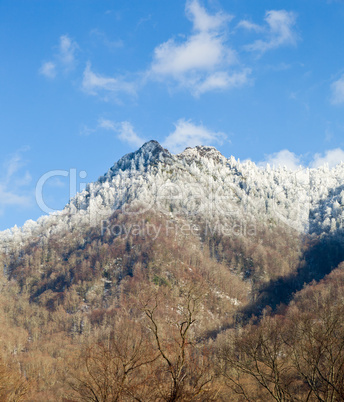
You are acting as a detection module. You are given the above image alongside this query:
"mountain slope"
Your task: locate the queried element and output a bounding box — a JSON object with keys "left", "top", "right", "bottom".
{"left": 1, "top": 141, "right": 344, "bottom": 400}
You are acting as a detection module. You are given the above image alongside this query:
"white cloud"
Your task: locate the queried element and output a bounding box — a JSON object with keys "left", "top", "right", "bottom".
{"left": 194, "top": 69, "right": 251, "bottom": 96}
{"left": 39, "top": 61, "right": 57, "bottom": 79}
{"left": 163, "top": 119, "right": 226, "bottom": 153}
{"left": 39, "top": 34, "right": 78, "bottom": 79}
{"left": 116, "top": 122, "right": 146, "bottom": 147}
{"left": 259, "top": 148, "right": 344, "bottom": 170}
{"left": 151, "top": 33, "right": 234, "bottom": 77}
{"left": 244, "top": 10, "right": 298, "bottom": 53}
{"left": 98, "top": 119, "right": 117, "bottom": 131}
{"left": 90, "top": 29, "right": 123, "bottom": 49}
{"left": 330, "top": 75, "right": 344, "bottom": 104}
{"left": 79, "top": 124, "right": 96, "bottom": 136}
{"left": 149, "top": 0, "right": 248, "bottom": 96}
{"left": 0, "top": 186, "right": 30, "bottom": 209}
{"left": 98, "top": 119, "right": 146, "bottom": 147}
{"left": 0, "top": 149, "right": 32, "bottom": 211}
{"left": 236, "top": 20, "right": 264, "bottom": 33}
{"left": 185, "top": 0, "right": 231, "bottom": 32}
{"left": 5, "top": 152, "right": 26, "bottom": 180}
{"left": 311, "top": 148, "right": 344, "bottom": 168}
{"left": 260, "top": 149, "right": 302, "bottom": 170}
{"left": 82, "top": 62, "right": 137, "bottom": 98}
{"left": 58, "top": 34, "right": 78, "bottom": 70}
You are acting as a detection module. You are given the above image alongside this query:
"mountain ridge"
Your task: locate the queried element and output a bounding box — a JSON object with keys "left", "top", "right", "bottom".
{"left": 2, "top": 140, "right": 344, "bottom": 251}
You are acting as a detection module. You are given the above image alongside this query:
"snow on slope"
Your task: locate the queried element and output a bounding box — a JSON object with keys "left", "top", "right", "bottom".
{"left": 1, "top": 140, "right": 344, "bottom": 251}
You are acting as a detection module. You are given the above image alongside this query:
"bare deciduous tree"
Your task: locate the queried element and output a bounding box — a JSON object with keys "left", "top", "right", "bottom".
{"left": 142, "top": 283, "right": 217, "bottom": 401}
{"left": 68, "top": 316, "right": 158, "bottom": 401}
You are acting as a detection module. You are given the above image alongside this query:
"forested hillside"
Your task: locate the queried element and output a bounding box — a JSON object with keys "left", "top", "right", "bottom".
{"left": 1, "top": 142, "right": 344, "bottom": 401}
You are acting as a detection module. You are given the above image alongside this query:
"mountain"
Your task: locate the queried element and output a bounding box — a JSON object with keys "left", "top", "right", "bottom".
{"left": 1, "top": 141, "right": 344, "bottom": 400}
{"left": 1, "top": 140, "right": 344, "bottom": 252}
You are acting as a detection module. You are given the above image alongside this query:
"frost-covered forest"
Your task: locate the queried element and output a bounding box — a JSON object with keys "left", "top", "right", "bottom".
{"left": 2, "top": 141, "right": 344, "bottom": 250}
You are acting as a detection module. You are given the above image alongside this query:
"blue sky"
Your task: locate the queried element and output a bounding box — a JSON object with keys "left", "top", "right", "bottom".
{"left": 1, "top": 0, "right": 344, "bottom": 230}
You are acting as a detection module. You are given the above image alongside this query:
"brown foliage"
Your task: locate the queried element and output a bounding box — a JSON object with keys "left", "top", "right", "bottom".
{"left": 0, "top": 356, "right": 29, "bottom": 401}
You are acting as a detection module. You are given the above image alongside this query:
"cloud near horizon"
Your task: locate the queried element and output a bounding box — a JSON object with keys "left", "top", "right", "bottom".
{"left": 260, "top": 148, "right": 344, "bottom": 170}
{"left": 0, "top": 149, "right": 32, "bottom": 214}
{"left": 98, "top": 119, "right": 146, "bottom": 147}
{"left": 163, "top": 119, "right": 226, "bottom": 153}
{"left": 83, "top": 117, "right": 225, "bottom": 152}
{"left": 259, "top": 149, "right": 302, "bottom": 170}
{"left": 311, "top": 148, "right": 344, "bottom": 168}
{"left": 91, "top": 118, "right": 344, "bottom": 170}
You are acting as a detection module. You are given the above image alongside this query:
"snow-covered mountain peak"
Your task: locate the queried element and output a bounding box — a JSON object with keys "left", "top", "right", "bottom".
{"left": 139, "top": 140, "right": 170, "bottom": 156}
{"left": 104, "top": 141, "right": 227, "bottom": 182}
{"left": 102, "top": 140, "right": 171, "bottom": 181}
{"left": 178, "top": 145, "right": 226, "bottom": 163}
